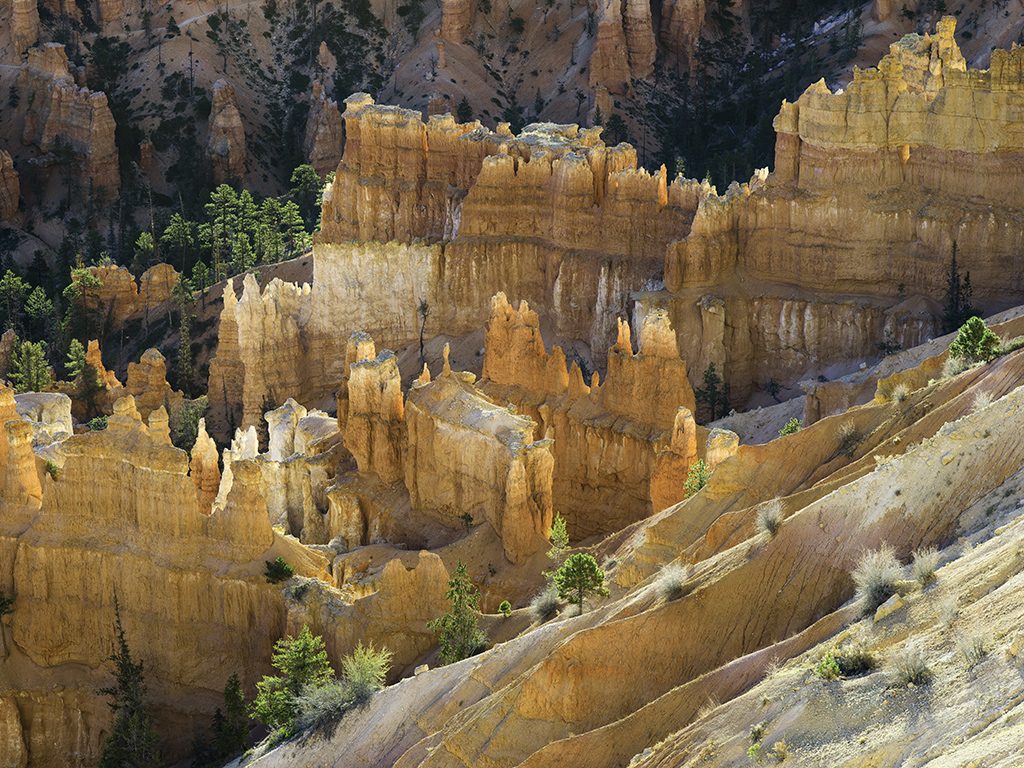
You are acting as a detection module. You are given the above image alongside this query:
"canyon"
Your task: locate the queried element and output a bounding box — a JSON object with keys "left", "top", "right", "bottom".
{"left": 3, "top": 8, "right": 1024, "bottom": 768}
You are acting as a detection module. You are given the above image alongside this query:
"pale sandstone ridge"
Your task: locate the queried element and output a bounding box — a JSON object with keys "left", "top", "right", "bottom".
{"left": 590, "top": 0, "right": 656, "bottom": 92}
{"left": 0, "top": 151, "right": 19, "bottom": 221}
{"left": 207, "top": 79, "right": 247, "bottom": 183}
{"left": 258, "top": 322, "right": 1024, "bottom": 768}
{"left": 304, "top": 80, "right": 344, "bottom": 177}
{"left": 480, "top": 293, "right": 700, "bottom": 536}
{"left": 17, "top": 44, "right": 119, "bottom": 201}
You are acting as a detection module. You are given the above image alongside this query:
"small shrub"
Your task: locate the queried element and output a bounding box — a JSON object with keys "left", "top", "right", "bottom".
{"left": 684, "top": 459, "right": 711, "bottom": 497}
{"left": 265, "top": 557, "right": 295, "bottom": 583}
{"left": 942, "top": 355, "right": 971, "bottom": 378}
{"left": 342, "top": 642, "right": 392, "bottom": 704}
{"left": 852, "top": 545, "right": 902, "bottom": 613}
{"left": 971, "top": 391, "right": 993, "bottom": 413}
{"left": 0, "top": 593, "right": 13, "bottom": 615}
{"left": 948, "top": 316, "right": 1000, "bottom": 364}
{"left": 530, "top": 584, "right": 560, "bottom": 622}
{"left": 936, "top": 593, "right": 959, "bottom": 626}
{"left": 889, "top": 644, "right": 932, "bottom": 687}
{"left": 88, "top": 416, "right": 109, "bottom": 431}
{"left": 837, "top": 422, "right": 862, "bottom": 458}
{"left": 998, "top": 335, "right": 1024, "bottom": 355}
{"left": 778, "top": 418, "right": 801, "bottom": 437}
{"left": 653, "top": 563, "right": 689, "bottom": 601}
{"left": 814, "top": 650, "right": 841, "bottom": 681}
{"left": 911, "top": 547, "right": 939, "bottom": 586}
{"left": 890, "top": 383, "right": 910, "bottom": 403}
{"left": 44, "top": 460, "right": 60, "bottom": 480}
{"left": 294, "top": 679, "right": 351, "bottom": 732}
{"left": 769, "top": 740, "right": 789, "bottom": 762}
{"left": 749, "top": 722, "right": 765, "bottom": 743}
{"left": 747, "top": 742, "right": 762, "bottom": 762}
{"left": 498, "top": 600, "right": 512, "bottom": 617}
{"left": 955, "top": 631, "right": 988, "bottom": 667}
{"left": 756, "top": 501, "right": 783, "bottom": 538}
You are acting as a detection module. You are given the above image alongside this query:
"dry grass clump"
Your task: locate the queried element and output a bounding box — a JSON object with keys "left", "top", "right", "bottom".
{"left": 955, "top": 631, "right": 988, "bottom": 667}
{"left": 971, "top": 390, "right": 993, "bottom": 413}
{"left": 911, "top": 546, "right": 939, "bottom": 586}
{"left": 889, "top": 643, "right": 933, "bottom": 687}
{"left": 837, "top": 422, "right": 863, "bottom": 458}
{"left": 852, "top": 545, "right": 903, "bottom": 613}
{"left": 653, "top": 563, "right": 690, "bottom": 602}
{"left": 943, "top": 356, "right": 971, "bottom": 378}
{"left": 529, "top": 585, "right": 560, "bottom": 622}
{"left": 756, "top": 500, "right": 783, "bottom": 538}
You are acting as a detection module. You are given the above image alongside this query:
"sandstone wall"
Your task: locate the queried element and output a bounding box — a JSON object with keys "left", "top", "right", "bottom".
{"left": 18, "top": 45, "right": 119, "bottom": 201}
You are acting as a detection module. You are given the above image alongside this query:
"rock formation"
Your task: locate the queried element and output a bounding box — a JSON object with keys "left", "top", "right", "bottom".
{"left": 14, "top": 393, "right": 72, "bottom": 445}
{"left": 304, "top": 81, "right": 344, "bottom": 177}
{"left": 2, "top": 0, "right": 39, "bottom": 61}
{"left": 80, "top": 261, "right": 179, "bottom": 334}
{"left": 189, "top": 418, "right": 220, "bottom": 512}
{"left": 18, "top": 44, "right": 119, "bottom": 201}
{"left": 439, "top": 0, "right": 474, "bottom": 42}
{"left": 590, "top": 0, "right": 656, "bottom": 92}
{"left": 121, "top": 348, "right": 184, "bottom": 420}
{"left": 0, "top": 151, "right": 19, "bottom": 221}
{"left": 405, "top": 351, "right": 554, "bottom": 564}
{"left": 207, "top": 79, "right": 246, "bottom": 184}
{"left": 480, "top": 293, "right": 700, "bottom": 536}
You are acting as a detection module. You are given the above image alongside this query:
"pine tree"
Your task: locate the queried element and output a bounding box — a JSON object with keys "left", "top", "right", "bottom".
{"left": 250, "top": 626, "right": 333, "bottom": 734}
{"left": 288, "top": 164, "right": 323, "bottom": 231}
{"left": 98, "top": 599, "right": 162, "bottom": 768}
{"left": 456, "top": 96, "right": 473, "bottom": 122}
{"left": 65, "top": 338, "right": 87, "bottom": 380}
{"left": 24, "top": 286, "right": 54, "bottom": 342}
{"left": 159, "top": 214, "right": 196, "bottom": 273}
{"left": 427, "top": 561, "right": 487, "bottom": 664}
{"left": 132, "top": 231, "right": 156, "bottom": 274}
{"left": 941, "top": 242, "right": 977, "bottom": 334}
{"left": 10, "top": 340, "right": 53, "bottom": 393}
{"left": 695, "top": 363, "right": 730, "bottom": 421}
{"left": 213, "top": 673, "right": 248, "bottom": 758}
{"left": 553, "top": 553, "right": 608, "bottom": 614}
{"left": 173, "top": 280, "right": 195, "bottom": 395}
{"left": 0, "top": 269, "right": 29, "bottom": 332}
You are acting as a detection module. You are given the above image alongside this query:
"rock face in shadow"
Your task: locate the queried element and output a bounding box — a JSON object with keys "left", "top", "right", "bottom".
{"left": 18, "top": 44, "right": 119, "bottom": 202}
{"left": 207, "top": 79, "right": 246, "bottom": 184}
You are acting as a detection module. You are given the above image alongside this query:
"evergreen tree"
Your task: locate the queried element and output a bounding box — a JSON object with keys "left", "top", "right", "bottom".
{"left": 695, "top": 363, "right": 730, "bottom": 421}
{"left": 250, "top": 626, "right": 334, "bottom": 735}
{"left": 0, "top": 269, "right": 30, "bottom": 332}
{"left": 941, "top": 242, "right": 977, "bottom": 334}
{"left": 173, "top": 280, "right": 194, "bottom": 394}
{"left": 10, "top": 340, "right": 52, "bottom": 393}
{"left": 132, "top": 231, "right": 156, "bottom": 274}
{"left": 288, "top": 164, "right": 323, "bottom": 231}
{"left": 98, "top": 599, "right": 162, "bottom": 768}
{"left": 544, "top": 512, "right": 570, "bottom": 583}
{"left": 27, "top": 250, "right": 53, "bottom": 294}
{"left": 191, "top": 261, "right": 210, "bottom": 307}
{"left": 553, "top": 553, "right": 608, "bottom": 614}
{"left": 62, "top": 268, "right": 104, "bottom": 343}
{"left": 159, "top": 214, "right": 197, "bottom": 273}
{"left": 212, "top": 673, "right": 248, "bottom": 758}
{"left": 65, "top": 338, "right": 87, "bottom": 380}
{"left": 24, "top": 286, "right": 54, "bottom": 342}
{"left": 948, "top": 316, "right": 1000, "bottom": 364}
{"left": 456, "top": 96, "right": 473, "bottom": 122}
{"left": 427, "top": 561, "right": 487, "bottom": 664}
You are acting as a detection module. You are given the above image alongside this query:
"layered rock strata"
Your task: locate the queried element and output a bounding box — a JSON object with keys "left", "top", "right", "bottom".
{"left": 80, "top": 263, "right": 180, "bottom": 334}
